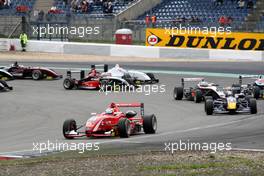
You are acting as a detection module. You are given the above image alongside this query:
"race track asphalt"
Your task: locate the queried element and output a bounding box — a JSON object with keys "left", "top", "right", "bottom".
{"left": 0, "top": 61, "right": 263, "bottom": 154}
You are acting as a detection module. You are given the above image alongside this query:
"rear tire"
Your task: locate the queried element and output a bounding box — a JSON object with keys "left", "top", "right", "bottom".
{"left": 143, "top": 114, "right": 157, "bottom": 134}
{"left": 205, "top": 99, "right": 214, "bottom": 115}
{"left": 194, "top": 90, "right": 203, "bottom": 103}
{"left": 63, "top": 119, "right": 77, "bottom": 139}
{"left": 63, "top": 78, "right": 75, "bottom": 90}
{"left": 173, "top": 87, "right": 184, "bottom": 100}
{"left": 32, "top": 70, "right": 43, "bottom": 80}
{"left": 249, "top": 98, "right": 257, "bottom": 114}
{"left": 253, "top": 86, "right": 260, "bottom": 99}
{"left": 118, "top": 118, "right": 131, "bottom": 138}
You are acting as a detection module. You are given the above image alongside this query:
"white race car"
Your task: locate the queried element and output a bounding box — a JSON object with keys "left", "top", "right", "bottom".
{"left": 105, "top": 64, "right": 159, "bottom": 85}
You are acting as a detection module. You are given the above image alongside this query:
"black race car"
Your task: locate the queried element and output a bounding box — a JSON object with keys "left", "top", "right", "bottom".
{"left": 0, "top": 80, "right": 13, "bottom": 92}
{"left": 0, "top": 62, "right": 62, "bottom": 80}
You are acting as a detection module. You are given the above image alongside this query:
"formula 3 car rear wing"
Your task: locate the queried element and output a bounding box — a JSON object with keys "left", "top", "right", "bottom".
{"left": 181, "top": 77, "right": 204, "bottom": 87}
{"left": 238, "top": 75, "right": 261, "bottom": 85}
{"left": 91, "top": 64, "right": 108, "bottom": 72}
{"left": 115, "top": 103, "right": 144, "bottom": 116}
{"left": 67, "top": 70, "right": 85, "bottom": 80}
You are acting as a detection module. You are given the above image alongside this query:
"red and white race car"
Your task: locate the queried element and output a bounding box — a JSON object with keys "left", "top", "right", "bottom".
{"left": 62, "top": 102, "right": 157, "bottom": 139}
{"left": 173, "top": 77, "right": 225, "bottom": 103}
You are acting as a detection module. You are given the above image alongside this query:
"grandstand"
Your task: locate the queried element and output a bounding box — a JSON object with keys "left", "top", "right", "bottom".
{"left": 137, "top": 0, "right": 257, "bottom": 30}
{"left": 53, "top": 0, "right": 137, "bottom": 17}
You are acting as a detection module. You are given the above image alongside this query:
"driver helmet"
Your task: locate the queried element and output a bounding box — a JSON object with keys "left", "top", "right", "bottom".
{"left": 105, "top": 108, "right": 113, "bottom": 115}
{"left": 110, "top": 102, "right": 116, "bottom": 108}
{"left": 199, "top": 81, "right": 209, "bottom": 87}
{"left": 12, "top": 61, "right": 18, "bottom": 67}
{"left": 226, "top": 90, "right": 233, "bottom": 97}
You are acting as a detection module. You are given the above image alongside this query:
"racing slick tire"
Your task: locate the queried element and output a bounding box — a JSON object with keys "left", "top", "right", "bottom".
{"left": 249, "top": 98, "right": 257, "bottom": 114}
{"left": 194, "top": 90, "right": 203, "bottom": 103}
{"left": 32, "top": 70, "right": 43, "bottom": 80}
{"left": 63, "top": 78, "right": 75, "bottom": 90}
{"left": 0, "top": 80, "right": 12, "bottom": 91}
{"left": 253, "top": 86, "right": 260, "bottom": 99}
{"left": 205, "top": 99, "right": 214, "bottom": 115}
{"left": 143, "top": 114, "right": 157, "bottom": 134}
{"left": 118, "top": 118, "right": 131, "bottom": 138}
{"left": 146, "top": 73, "right": 159, "bottom": 83}
{"left": 63, "top": 119, "right": 77, "bottom": 139}
{"left": 173, "top": 87, "right": 184, "bottom": 100}
{"left": 204, "top": 96, "right": 213, "bottom": 111}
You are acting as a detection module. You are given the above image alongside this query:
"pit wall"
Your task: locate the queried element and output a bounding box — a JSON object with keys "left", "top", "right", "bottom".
{"left": 1, "top": 39, "right": 263, "bottom": 61}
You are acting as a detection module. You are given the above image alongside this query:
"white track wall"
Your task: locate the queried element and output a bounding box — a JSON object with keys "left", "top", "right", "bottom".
{"left": 1, "top": 39, "right": 263, "bottom": 61}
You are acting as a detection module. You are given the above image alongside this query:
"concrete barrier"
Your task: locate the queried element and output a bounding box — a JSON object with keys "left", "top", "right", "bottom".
{"left": 110, "top": 44, "right": 159, "bottom": 58}
{"left": 209, "top": 50, "right": 262, "bottom": 61}
{"left": 0, "top": 39, "right": 263, "bottom": 61}
{"left": 64, "top": 43, "right": 110, "bottom": 56}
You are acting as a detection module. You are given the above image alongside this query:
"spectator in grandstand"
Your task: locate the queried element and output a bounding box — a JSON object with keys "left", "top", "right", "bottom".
{"left": 4, "top": 0, "right": 11, "bottom": 8}
{"left": 212, "top": 0, "right": 223, "bottom": 8}
{"left": 237, "top": 0, "right": 245, "bottom": 9}
{"left": 63, "top": 0, "right": 68, "bottom": 6}
{"left": 247, "top": 0, "right": 254, "bottom": 9}
{"left": 88, "top": 0, "right": 94, "bottom": 5}
{"left": 145, "top": 14, "right": 150, "bottom": 27}
{"left": 95, "top": 0, "right": 103, "bottom": 6}
{"left": 219, "top": 16, "right": 232, "bottom": 26}
{"left": 0, "top": 0, "right": 4, "bottom": 9}
{"left": 191, "top": 16, "right": 201, "bottom": 23}
{"left": 71, "top": 0, "right": 79, "bottom": 12}
{"left": 212, "top": 0, "right": 217, "bottom": 7}
{"left": 151, "top": 15, "right": 157, "bottom": 28}
{"left": 38, "top": 10, "right": 45, "bottom": 21}
{"left": 103, "top": 1, "right": 113, "bottom": 14}
{"left": 217, "top": 0, "right": 223, "bottom": 5}
{"left": 80, "top": 0, "right": 88, "bottom": 13}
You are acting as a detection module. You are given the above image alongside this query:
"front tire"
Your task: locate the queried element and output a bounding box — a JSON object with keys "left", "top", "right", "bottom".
{"left": 63, "top": 119, "right": 77, "bottom": 139}
{"left": 118, "top": 118, "right": 131, "bottom": 138}
{"left": 32, "top": 70, "right": 43, "bottom": 80}
{"left": 205, "top": 99, "right": 214, "bottom": 115}
{"left": 143, "top": 114, "right": 157, "bottom": 134}
{"left": 174, "top": 87, "right": 184, "bottom": 100}
{"left": 253, "top": 86, "right": 260, "bottom": 99}
{"left": 204, "top": 96, "right": 213, "bottom": 111}
{"left": 249, "top": 98, "right": 257, "bottom": 114}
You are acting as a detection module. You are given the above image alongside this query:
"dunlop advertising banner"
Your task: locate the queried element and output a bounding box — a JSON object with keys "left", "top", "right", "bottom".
{"left": 146, "top": 28, "right": 264, "bottom": 51}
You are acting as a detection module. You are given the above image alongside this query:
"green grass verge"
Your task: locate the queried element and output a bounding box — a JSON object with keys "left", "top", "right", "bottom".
{"left": 0, "top": 150, "right": 264, "bottom": 176}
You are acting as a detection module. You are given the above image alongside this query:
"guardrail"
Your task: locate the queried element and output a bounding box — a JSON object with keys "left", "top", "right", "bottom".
{"left": 0, "top": 39, "right": 263, "bottom": 61}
